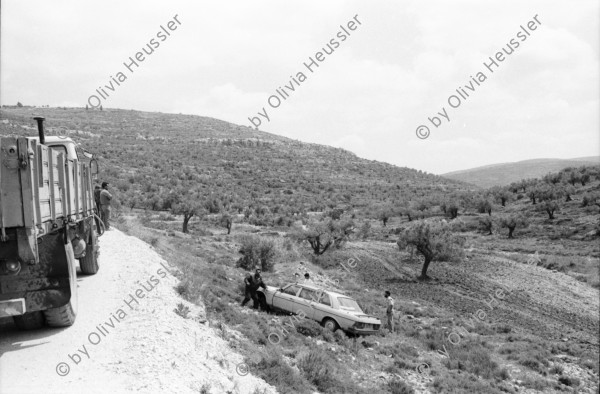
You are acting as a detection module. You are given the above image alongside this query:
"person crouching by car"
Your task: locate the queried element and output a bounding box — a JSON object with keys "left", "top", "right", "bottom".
{"left": 242, "top": 266, "right": 268, "bottom": 311}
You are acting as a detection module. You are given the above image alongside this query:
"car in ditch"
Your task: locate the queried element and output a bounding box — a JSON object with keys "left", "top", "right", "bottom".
{"left": 257, "top": 283, "right": 381, "bottom": 335}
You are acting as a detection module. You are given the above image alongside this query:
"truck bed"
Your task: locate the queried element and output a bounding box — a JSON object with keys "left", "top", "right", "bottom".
{"left": 0, "top": 137, "right": 94, "bottom": 239}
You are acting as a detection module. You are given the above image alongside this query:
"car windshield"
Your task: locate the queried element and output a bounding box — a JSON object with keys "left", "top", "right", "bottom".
{"left": 337, "top": 297, "right": 363, "bottom": 312}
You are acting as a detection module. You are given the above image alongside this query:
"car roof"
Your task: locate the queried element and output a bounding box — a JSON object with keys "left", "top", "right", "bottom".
{"left": 285, "top": 283, "right": 347, "bottom": 298}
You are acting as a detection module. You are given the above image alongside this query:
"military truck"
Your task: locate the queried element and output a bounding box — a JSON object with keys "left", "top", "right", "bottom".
{"left": 0, "top": 116, "right": 101, "bottom": 329}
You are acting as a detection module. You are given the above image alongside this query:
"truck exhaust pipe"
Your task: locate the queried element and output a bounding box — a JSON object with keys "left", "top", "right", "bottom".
{"left": 33, "top": 116, "right": 45, "bottom": 145}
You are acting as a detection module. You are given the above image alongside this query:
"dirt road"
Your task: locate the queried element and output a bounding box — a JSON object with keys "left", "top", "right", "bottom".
{"left": 0, "top": 230, "right": 276, "bottom": 394}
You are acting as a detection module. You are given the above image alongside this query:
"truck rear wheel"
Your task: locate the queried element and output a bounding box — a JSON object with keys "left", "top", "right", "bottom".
{"left": 44, "top": 300, "right": 77, "bottom": 327}
{"left": 45, "top": 242, "right": 78, "bottom": 327}
{"left": 79, "top": 230, "right": 99, "bottom": 275}
{"left": 13, "top": 311, "right": 45, "bottom": 330}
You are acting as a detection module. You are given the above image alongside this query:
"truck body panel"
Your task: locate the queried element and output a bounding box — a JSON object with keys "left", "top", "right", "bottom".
{"left": 0, "top": 125, "right": 99, "bottom": 326}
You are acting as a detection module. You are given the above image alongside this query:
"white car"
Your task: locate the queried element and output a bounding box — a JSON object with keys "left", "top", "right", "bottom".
{"left": 257, "top": 283, "right": 381, "bottom": 335}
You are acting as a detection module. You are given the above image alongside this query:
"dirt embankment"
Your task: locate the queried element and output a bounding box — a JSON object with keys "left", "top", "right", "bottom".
{"left": 0, "top": 230, "right": 277, "bottom": 394}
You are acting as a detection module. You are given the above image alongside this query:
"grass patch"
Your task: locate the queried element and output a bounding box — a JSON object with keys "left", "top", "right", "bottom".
{"left": 442, "top": 338, "right": 506, "bottom": 381}
{"left": 388, "top": 378, "right": 415, "bottom": 394}
{"left": 432, "top": 370, "right": 512, "bottom": 394}
{"left": 249, "top": 350, "right": 312, "bottom": 394}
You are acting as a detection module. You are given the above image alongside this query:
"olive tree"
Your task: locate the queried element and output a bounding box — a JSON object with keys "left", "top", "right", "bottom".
{"left": 299, "top": 218, "right": 354, "bottom": 255}
{"left": 476, "top": 198, "right": 493, "bottom": 216}
{"left": 478, "top": 216, "right": 494, "bottom": 235}
{"left": 219, "top": 213, "right": 233, "bottom": 234}
{"left": 172, "top": 199, "right": 203, "bottom": 233}
{"left": 538, "top": 200, "right": 559, "bottom": 220}
{"left": 447, "top": 202, "right": 459, "bottom": 219}
{"left": 377, "top": 207, "right": 393, "bottom": 227}
{"left": 499, "top": 213, "right": 529, "bottom": 238}
{"left": 488, "top": 186, "right": 513, "bottom": 207}
{"left": 396, "top": 219, "right": 465, "bottom": 280}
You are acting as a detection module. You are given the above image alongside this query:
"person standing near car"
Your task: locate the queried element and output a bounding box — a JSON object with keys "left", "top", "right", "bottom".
{"left": 384, "top": 290, "right": 394, "bottom": 333}
{"left": 253, "top": 268, "right": 270, "bottom": 313}
{"left": 242, "top": 266, "right": 266, "bottom": 310}
{"left": 303, "top": 272, "right": 313, "bottom": 284}
{"left": 99, "top": 181, "right": 113, "bottom": 230}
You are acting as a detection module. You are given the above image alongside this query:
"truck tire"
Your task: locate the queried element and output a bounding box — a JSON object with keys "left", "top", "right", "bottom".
{"left": 13, "top": 311, "right": 45, "bottom": 330}
{"left": 79, "top": 229, "right": 99, "bottom": 275}
{"left": 45, "top": 242, "right": 78, "bottom": 327}
{"left": 44, "top": 300, "right": 77, "bottom": 327}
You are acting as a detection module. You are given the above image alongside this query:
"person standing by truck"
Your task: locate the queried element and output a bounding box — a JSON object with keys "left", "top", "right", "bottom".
{"left": 99, "top": 181, "right": 113, "bottom": 230}
{"left": 94, "top": 185, "right": 101, "bottom": 212}
{"left": 93, "top": 185, "right": 102, "bottom": 233}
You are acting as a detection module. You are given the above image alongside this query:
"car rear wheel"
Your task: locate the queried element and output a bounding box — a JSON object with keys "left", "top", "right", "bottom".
{"left": 322, "top": 318, "right": 339, "bottom": 332}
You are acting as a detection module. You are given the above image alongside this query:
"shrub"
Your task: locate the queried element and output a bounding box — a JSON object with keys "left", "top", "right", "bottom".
{"left": 333, "top": 329, "right": 348, "bottom": 345}
{"left": 582, "top": 192, "right": 600, "bottom": 208}
{"left": 158, "top": 211, "right": 175, "bottom": 221}
{"left": 295, "top": 318, "right": 322, "bottom": 337}
{"left": 392, "top": 358, "right": 416, "bottom": 371}
{"left": 478, "top": 216, "right": 494, "bottom": 235}
{"left": 236, "top": 235, "right": 277, "bottom": 271}
{"left": 320, "top": 328, "right": 335, "bottom": 343}
{"left": 520, "top": 358, "right": 545, "bottom": 375}
{"left": 388, "top": 379, "right": 415, "bottom": 394}
{"left": 297, "top": 349, "right": 340, "bottom": 392}
{"left": 380, "top": 342, "right": 420, "bottom": 360}
{"left": 175, "top": 280, "right": 192, "bottom": 298}
{"left": 421, "top": 327, "right": 448, "bottom": 351}
{"left": 358, "top": 220, "right": 372, "bottom": 239}
{"left": 549, "top": 364, "right": 564, "bottom": 375}
{"left": 443, "top": 339, "right": 503, "bottom": 380}
{"left": 558, "top": 375, "right": 580, "bottom": 387}
{"left": 251, "top": 351, "right": 310, "bottom": 393}
{"left": 433, "top": 370, "right": 506, "bottom": 394}
{"left": 493, "top": 323, "right": 512, "bottom": 334}
{"left": 521, "top": 376, "right": 549, "bottom": 390}
{"left": 173, "top": 303, "right": 190, "bottom": 319}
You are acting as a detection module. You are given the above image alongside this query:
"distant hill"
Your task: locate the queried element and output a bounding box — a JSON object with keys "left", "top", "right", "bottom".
{"left": 0, "top": 107, "right": 464, "bottom": 215}
{"left": 441, "top": 157, "right": 600, "bottom": 188}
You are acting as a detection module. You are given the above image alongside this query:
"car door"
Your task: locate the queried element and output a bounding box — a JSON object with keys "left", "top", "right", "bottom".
{"left": 294, "top": 288, "right": 317, "bottom": 320}
{"left": 272, "top": 284, "right": 301, "bottom": 313}
{"left": 312, "top": 291, "right": 334, "bottom": 323}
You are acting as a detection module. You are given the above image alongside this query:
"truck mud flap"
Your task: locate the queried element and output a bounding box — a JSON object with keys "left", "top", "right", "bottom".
{"left": 0, "top": 230, "right": 74, "bottom": 315}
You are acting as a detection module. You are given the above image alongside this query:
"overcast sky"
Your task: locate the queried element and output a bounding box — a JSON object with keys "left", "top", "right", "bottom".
{"left": 1, "top": 0, "right": 598, "bottom": 174}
